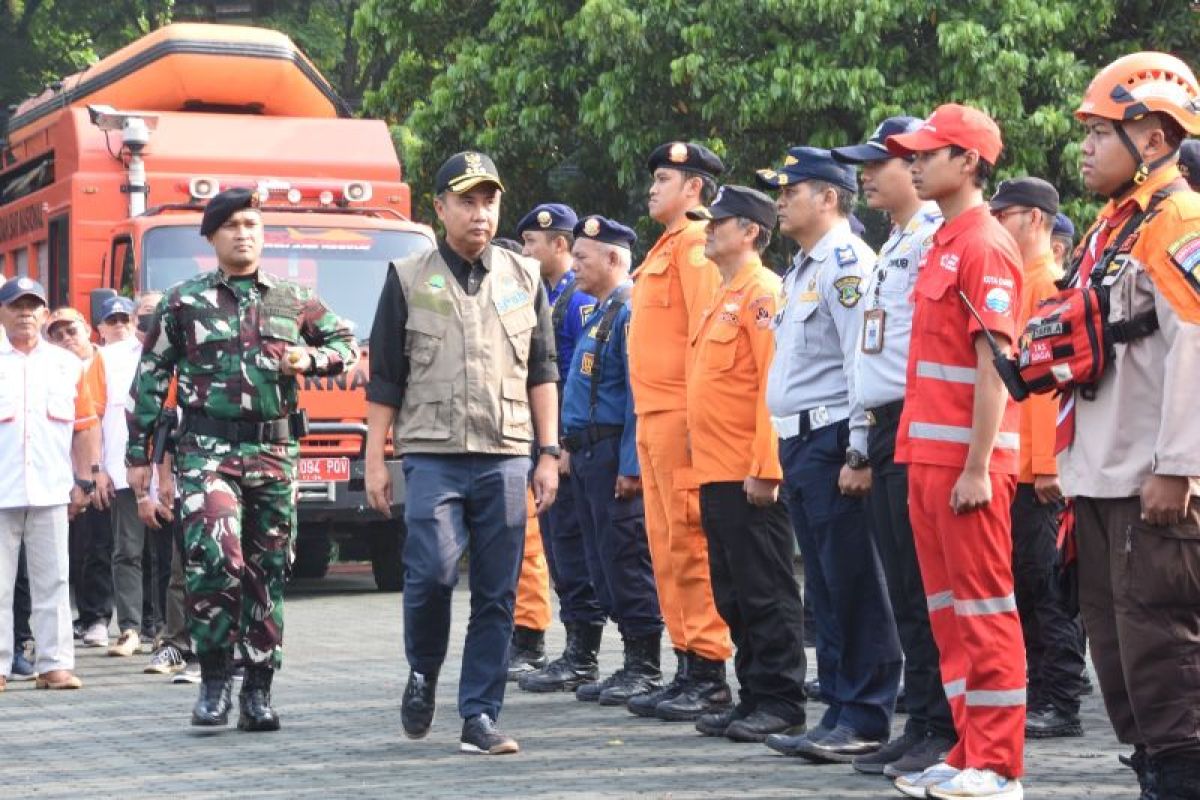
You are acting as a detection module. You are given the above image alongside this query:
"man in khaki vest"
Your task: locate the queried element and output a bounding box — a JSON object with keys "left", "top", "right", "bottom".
{"left": 365, "top": 152, "right": 560, "bottom": 755}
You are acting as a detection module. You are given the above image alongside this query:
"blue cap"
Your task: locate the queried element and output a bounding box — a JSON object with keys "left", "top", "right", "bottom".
{"left": 573, "top": 215, "right": 637, "bottom": 250}
{"left": 99, "top": 296, "right": 136, "bottom": 321}
{"left": 516, "top": 203, "right": 579, "bottom": 237}
{"left": 1052, "top": 212, "right": 1076, "bottom": 242}
{"left": 1180, "top": 140, "right": 1199, "bottom": 190}
{"left": 756, "top": 146, "right": 858, "bottom": 194}
{"left": 0, "top": 276, "right": 47, "bottom": 306}
{"left": 831, "top": 116, "right": 923, "bottom": 164}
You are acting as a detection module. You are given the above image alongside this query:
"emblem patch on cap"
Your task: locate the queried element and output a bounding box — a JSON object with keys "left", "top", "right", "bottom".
{"left": 668, "top": 142, "right": 689, "bottom": 163}
{"left": 17, "top": 277, "right": 34, "bottom": 290}
{"left": 537, "top": 210, "right": 553, "bottom": 228}
{"left": 583, "top": 217, "right": 601, "bottom": 237}
{"left": 784, "top": 154, "right": 799, "bottom": 166}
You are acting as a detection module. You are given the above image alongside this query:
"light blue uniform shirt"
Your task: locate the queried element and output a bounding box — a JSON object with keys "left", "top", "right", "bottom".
{"left": 766, "top": 220, "right": 876, "bottom": 453}
{"left": 855, "top": 202, "right": 943, "bottom": 409}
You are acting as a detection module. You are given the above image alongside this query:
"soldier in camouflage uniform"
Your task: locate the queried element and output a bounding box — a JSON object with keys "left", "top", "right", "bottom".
{"left": 125, "top": 188, "right": 357, "bottom": 732}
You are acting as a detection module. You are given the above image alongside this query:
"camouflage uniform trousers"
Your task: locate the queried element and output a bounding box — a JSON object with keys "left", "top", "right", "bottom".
{"left": 176, "top": 434, "right": 298, "bottom": 669}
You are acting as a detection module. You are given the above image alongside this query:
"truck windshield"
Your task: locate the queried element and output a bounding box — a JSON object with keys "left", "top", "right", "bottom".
{"left": 142, "top": 225, "right": 433, "bottom": 339}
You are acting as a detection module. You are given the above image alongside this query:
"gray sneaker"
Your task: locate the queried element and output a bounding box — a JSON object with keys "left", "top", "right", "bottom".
{"left": 145, "top": 645, "right": 186, "bottom": 675}
{"left": 884, "top": 733, "right": 955, "bottom": 778}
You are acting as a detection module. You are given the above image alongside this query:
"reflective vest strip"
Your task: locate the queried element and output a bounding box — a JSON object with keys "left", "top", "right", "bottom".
{"left": 916, "top": 360, "right": 978, "bottom": 384}
{"left": 908, "top": 421, "right": 1020, "bottom": 451}
{"left": 966, "top": 688, "right": 1027, "bottom": 707}
{"left": 943, "top": 678, "right": 966, "bottom": 700}
{"left": 926, "top": 591, "right": 954, "bottom": 612}
{"left": 953, "top": 593, "right": 1018, "bottom": 617}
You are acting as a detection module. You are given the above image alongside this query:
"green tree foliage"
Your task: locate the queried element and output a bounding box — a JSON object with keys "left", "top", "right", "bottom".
{"left": 360, "top": 0, "right": 1200, "bottom": 250}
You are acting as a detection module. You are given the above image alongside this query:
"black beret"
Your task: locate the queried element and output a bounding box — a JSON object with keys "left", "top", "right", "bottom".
{"left": 516, "top": 203, "right": 579, "bottom": 237}
{"left": 200, "top": 188, "right": 260, "bottom": 237}
{"left": 573, "top": 215, "right": 637, "bottom": 250}
{"left": 646, "top": 141, "right": 724, "bottom": 179}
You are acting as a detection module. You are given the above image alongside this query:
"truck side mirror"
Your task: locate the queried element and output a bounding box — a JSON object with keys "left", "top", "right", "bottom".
{"left": 89, "top": 287, "right": 118, "bottom": 327}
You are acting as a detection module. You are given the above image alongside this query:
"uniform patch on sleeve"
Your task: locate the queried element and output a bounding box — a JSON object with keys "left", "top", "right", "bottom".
{"left": 750, "top": 295, "right": 774, "bottom": 327}
{"left": 985, "top": 287, "right": 1012, "bottom": 314}
{"left": 1168, "top": 232, "right": 1200, "bottom": 291}
{"left": 833, "top": 276, "right": 862, "bottom": 308}
{"left": 834, "top": 245, "right": 858, "bottom": 267}
{"left": 581, "top": 352, "right": 595, "bottom": 375}
{"left": 579, "top": 303, "right": 596, "bottom": 324}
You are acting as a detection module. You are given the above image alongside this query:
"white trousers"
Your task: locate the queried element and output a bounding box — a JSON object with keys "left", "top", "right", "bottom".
{"left": 0, "top": 506, "right": 74, "bottom": 676}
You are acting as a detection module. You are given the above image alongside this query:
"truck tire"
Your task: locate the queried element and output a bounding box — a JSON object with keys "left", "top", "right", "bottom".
{"left": 370, "top": 522, "right": 406, "bottom": 592}
{"left": 292, "top": 528, "right": 333, "bottom": 580}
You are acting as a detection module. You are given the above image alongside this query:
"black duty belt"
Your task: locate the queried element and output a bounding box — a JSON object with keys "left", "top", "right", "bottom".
{"left": 179, "top": 411, "right": 308, "bottom": 444}
{"left": 561, "top": 425, "right": 623, "bottom": 453}
{"left": 865, "top": 400, "right": 904, "bottom": 429}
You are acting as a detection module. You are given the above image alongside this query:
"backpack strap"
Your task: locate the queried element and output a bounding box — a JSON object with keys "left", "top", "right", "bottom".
{"left": 588, "top": 285, "right": 632, "bottom": 421}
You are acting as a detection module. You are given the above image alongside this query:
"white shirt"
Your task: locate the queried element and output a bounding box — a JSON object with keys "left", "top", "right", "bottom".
{"left": 0, "top": 337, "right": 95, "bottom": 509}
{"left": 98, "top": 338, "right": 142, "bottom": 490}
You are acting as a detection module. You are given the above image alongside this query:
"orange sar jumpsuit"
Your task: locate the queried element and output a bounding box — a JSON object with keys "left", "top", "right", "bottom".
{"left": 514, "top": 489, "right": 552, "bottom": 633}
{"left": 628, "top": 218, "right": 732, "bottom": 665}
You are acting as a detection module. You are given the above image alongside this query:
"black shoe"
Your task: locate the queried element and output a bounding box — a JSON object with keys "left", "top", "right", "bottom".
{"left": 725, "top": 710, "right": 803, "bottom": 744}
{"left": 628, "top": 649, "right": 687, "bottom": 717}
{"left": 401, "top": 670, "right": 438, "bottom": 739}
{"left": 883, "top": 732, "right": 955, "bottom": 778}
{"left": 597, "top": 633, "right": 662, "bottom": 706}
{"left": 72, "top": 620, "right": 84, "bottom": 640}
{"left": 459, "top": 713, "right": 519, "bottom": 755}
{"left": 784, "top": 724, "right": 883, "bottom": 764}
{"left": 506, "top": 626, "right": 547, "bottom": 682}
{"left": 654, "top": 654, "right": 732, "bottom": 722}
{"left": 804, "top": 678, "right": 826, "bottom": 704}
{"left": 191, "top": 651, "right": 233, "bottom": 729}
{"left": 237, "top": 665, "right": 280, "bottom": 732}
{"left": 894, "top": 684, "right": 907, "bottom": 715}
{"left": 764, "top": 724, "right": 834, "bottom": 756}
{"left": 695, "top": 706, "right": 748, "bottom": 737}
{"left": 852, "top": 727, "right": 923, "bottom": 775}
{"left": 517, "top": 622, "right": 602, "bottom": 693}
{"left": 1128, "top": 748, "right": 1159, "bottom": 800}
{"left": 1025, "top": 705, "right": 1083, "bottom": 738}
{"left": 1154, "top": 753, "right": 1200, "bottom": 800}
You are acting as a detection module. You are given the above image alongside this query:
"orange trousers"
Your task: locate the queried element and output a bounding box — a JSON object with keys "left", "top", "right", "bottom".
{"left": 908, "top": 463, "right": 1025, "bottom": 778}
{"left": 636, "top": 409, "right": 731, "bottom": 661}
{"left": 515, "top": 489, "right": 552, "bottom": 631}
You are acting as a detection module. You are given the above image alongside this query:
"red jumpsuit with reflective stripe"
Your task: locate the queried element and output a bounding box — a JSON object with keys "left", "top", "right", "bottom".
{"left": 897, "top": 203, "right": 1026, "bottom": 778}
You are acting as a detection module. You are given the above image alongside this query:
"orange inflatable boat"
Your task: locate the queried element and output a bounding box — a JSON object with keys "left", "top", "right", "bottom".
{"left": 8, "top": 23, "right": 348, "bottom": 138}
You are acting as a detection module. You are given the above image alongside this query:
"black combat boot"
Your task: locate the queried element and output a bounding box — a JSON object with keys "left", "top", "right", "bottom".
{"left": 1126, "top": 747, "right": 1159, "bottom": 800}
{"left": 628, "top": 648, "right": 688, "bottom": 717}
{"left": 191, "top": 651, "right": 233, "bottom": 728}
{"left": 237, "top": 665, "right": 281, "bottom": 732}
{"left": 1153, "top": 752, "right": 1200, "bottom": 800}
{"left": 654, "top": 653, "right": 732, "bottom": 722}
{"left": 506, "top": 626, "right": 548, "bottom": 682}
{"left": 518, "top": 622, "right": 603, "bottom": 693}
{"left": 597, "top": 633, "right": 663, "bottom": 706}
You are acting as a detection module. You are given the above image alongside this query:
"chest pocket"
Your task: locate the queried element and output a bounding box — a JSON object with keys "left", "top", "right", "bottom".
{"left": 1104, "top": 258, "right": 1154, "bottom": 325}
{"left": 500, "top": 303, "right": 537, "bottom": 365}
{"left": 46, "top": 390, "right": 75, "bottom": 423}
{"left": 257, "top": 314, "right": 302, "bottom": 374}
{"left": 913, "top": 269, "right": 958, "bottom": 335}
{"left": 636, "top": 260, "right": 674, "bottom": 309}
{"left": 703, "top": 323, "right": 740, "bottom": 371}
{"left": 182, "top": 307, "right": 239, "bottom": 374}
{"left": 879, "top": 258, "right": 916, "bottom": 296}
{"left": 786, "top": 298, "right": 821, "bottom": 356}
{"left": 406, "top": 312, "right": 446, "bottom": 368}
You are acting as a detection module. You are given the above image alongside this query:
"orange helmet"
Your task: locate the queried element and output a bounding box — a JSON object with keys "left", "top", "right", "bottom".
{"left": 1075, "top": 52, "right": 1200, "bottom": 135}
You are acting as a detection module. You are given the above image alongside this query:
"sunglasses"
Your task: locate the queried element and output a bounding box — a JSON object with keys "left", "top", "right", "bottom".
{"left": 103, "top": 313, "right": 131, "bottom": 324}
{"left": 49, "top": 324, "right": 82, "bottom": 341}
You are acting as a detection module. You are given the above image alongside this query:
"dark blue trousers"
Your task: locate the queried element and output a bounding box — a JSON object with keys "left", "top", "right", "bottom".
{"left": 780, "top": 421, "right": 902, "bottom": 740}
{"left": 569, "top": 436, "right": 662, "bottom": 638}
{"left": 402, "top": 454, "right": 528, "bottom": 720}
{"left": 538, "top": 477, "right": 605, "bottom": 625}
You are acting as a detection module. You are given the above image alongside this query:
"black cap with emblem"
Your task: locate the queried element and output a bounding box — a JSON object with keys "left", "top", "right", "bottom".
{"left": 988, "top": 177, "right": 1060, "bottom": 216}
{"left": 200, "top": 187, "right": 261, "bottom": 238}
{"left": 434, "top": 151, "right": 506, "bottom": 195}
{"left": 686, "top": 185, "right": 777, "bottom": 231}
{"left": 646, "top": 141, "right": 725, "bottom": 179}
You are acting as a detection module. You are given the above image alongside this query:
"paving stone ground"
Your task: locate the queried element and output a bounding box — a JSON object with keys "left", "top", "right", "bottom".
{"left": 4, "top": 563, "right": 1131, "bottom": 799}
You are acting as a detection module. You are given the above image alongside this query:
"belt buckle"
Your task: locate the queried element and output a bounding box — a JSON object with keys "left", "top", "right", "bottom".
{"left": 808, "top": 406, "right": 832, "bottom": 429}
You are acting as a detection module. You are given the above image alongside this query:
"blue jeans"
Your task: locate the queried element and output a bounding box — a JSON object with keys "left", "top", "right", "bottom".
{"left": 402, "top": 454, "right": 529, "bottom": 720}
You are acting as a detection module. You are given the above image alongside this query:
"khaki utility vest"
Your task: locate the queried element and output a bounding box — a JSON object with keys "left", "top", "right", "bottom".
{"left": 392, "top": 244, "right": 539, "bottom": 455}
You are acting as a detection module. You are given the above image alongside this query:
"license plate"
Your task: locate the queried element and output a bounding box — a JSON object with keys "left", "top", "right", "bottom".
{"left": 298, "top": 457, "right": 350, "bottom": 482}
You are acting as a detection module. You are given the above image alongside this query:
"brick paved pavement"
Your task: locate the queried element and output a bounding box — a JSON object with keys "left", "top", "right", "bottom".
{"left": 3, "top": 564, "right": 1131, "bottom": 799}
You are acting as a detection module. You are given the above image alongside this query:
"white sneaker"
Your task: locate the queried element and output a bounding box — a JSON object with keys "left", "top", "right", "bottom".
{"left": 81, "top": 622, "right": 110, "bottom": 648}
{"left": 928, "top": 768, "right": 1023, "bottom": 799}
{"left": 107, "top": 629, "right": 140, "bottom": 657}
{"left": 895, "top": 761, "right": 961, "bottom": 798}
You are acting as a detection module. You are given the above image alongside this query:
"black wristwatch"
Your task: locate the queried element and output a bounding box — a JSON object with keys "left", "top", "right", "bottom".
{"left": 845, "top": 449, "right": 870, "bottom": 470}
{"left": 74, "top": 478, "right": 97, "bottom": 494}
{"left": 537, "top": 445, "right": 562, "bottom": 459}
